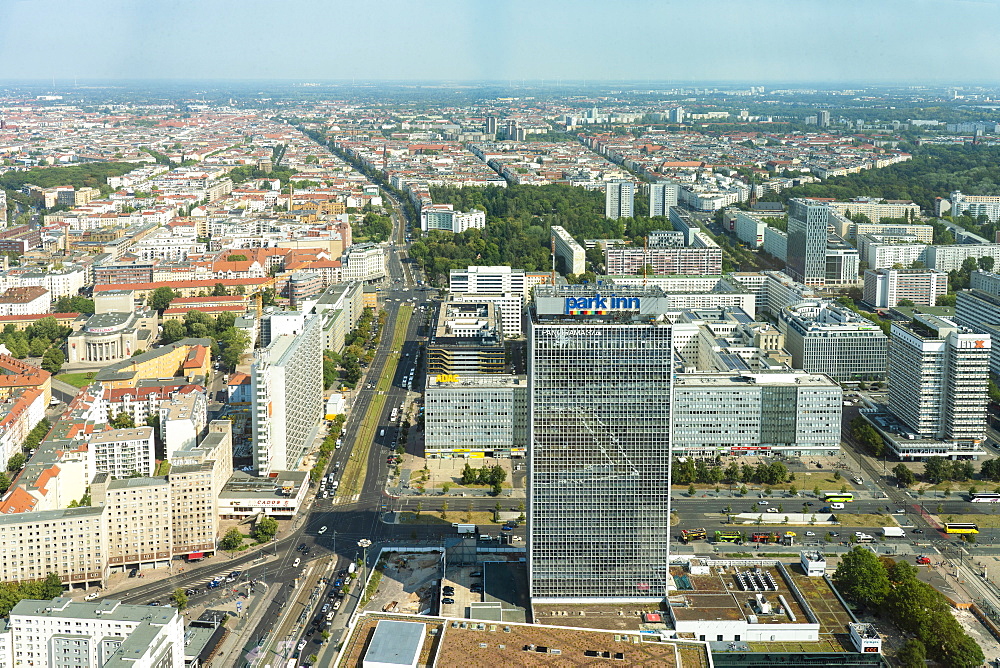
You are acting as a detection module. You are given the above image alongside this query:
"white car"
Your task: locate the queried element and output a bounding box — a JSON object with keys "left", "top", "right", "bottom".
{"left": 293, "top": 558, "right": 301, "bottom": 568}
{"left": 805, "top": 531, "right": 816, "bottom": 537}
{"left": 84, "top": 592, "right": 99, "bottom": 601}
{"left": 318, "top": 526, "right": 328, "bottom": 535}
{"left": 766, "top": 507, "right": 778, "bottom": 513}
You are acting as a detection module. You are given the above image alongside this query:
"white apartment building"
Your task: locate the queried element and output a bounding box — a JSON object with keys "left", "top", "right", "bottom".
{"left": 734, "top": 210, "right": 768, "bottom": 248}
{"left": 605, "top": 180, "right": 635, "bottom": 219}
{"left": 763, "top": 226, "right": 788, "bottom": 261}
{"left": 649, "top": 181, "right": 679, "bottom": 217}
{"left": 95, "top": 476, "right": 173, "bottom": 571}
{"left": 858, "top": 235, "right": 928, "bottom": 270}
{"left": 89, "top": 427, "right": 156, "bottom": 479}
{"left": 420, "top": 204, "right": 487, "bottom": 233}
{"left": 827, "top": 199, "right": 921, "bottom": 223}
{"left": 6, "top": 597, "right": 184, "bottom": 668}
{"left": 252, "top": 315, "right": 323, "bottom": 475}
{"left": 11, "top": 265, "right": 87, "bottom": 300}
{"left": 0, "top": 507, "right": 106, "bottom": 588}
{"left": 951, "top": 191, "right": 1000, "bottom": 222}
{"left": 159, "top": 392, "right": 207, "bottom": 460}
{"left": 863, "top": 268, "right": 948, "bottom": 308}
{"left": 550, "top": 225, "right": 586, "bottom": 275}
{"left": 926, "top": 243, "right": 1000, "bottom": 273}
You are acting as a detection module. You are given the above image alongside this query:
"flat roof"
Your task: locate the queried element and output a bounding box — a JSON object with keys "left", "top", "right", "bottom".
{"left": 668, "top": 563, "right": 811, "bottom": 625}
{"left": 674, "top": 372, "right": 838, "bottom": 388}
{"left": 364, "top": 619, "right": 425, "bottom": 666}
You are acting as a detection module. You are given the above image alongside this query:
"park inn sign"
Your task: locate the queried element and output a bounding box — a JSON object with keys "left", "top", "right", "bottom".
{"left": 564, "top": 293, "right": 641, "bottom": 315}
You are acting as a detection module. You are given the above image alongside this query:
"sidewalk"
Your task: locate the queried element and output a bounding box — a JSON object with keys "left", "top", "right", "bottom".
{"left": 208, "top": 581, "right": 282, "bottom": 668}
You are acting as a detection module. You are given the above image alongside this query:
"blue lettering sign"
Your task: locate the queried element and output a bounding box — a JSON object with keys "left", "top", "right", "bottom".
{"left": 564, "top": 293, "right": 641, "bottom": 315}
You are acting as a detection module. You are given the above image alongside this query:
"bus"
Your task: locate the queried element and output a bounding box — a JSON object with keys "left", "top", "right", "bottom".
{"left": 823, "top": 492, "right": 854, "bottom": 503}
{"left": 944, "top": 523, "right": 979, "bottom": 534}
{"left": 751, "top": 532, "right": 780, "bottom": 544}
{"left": 970, "top": 492, "right": 1000, "bottom": 503}
{"left": 680, "top": 528, "right": 707, "bottom": 543}
{"left": 855, "top": 534, "right": 875, "bottom": 543}
{"left": 714, "top": 530, "right": 744, "bottom": 544}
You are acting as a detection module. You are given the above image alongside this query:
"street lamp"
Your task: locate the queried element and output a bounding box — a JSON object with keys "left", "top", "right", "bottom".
{"left": 357, "top": 538, "right": 372, "bottom": 593}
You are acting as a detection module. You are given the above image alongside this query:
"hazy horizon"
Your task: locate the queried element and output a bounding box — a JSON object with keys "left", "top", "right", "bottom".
{"left": 3, "top": 0, "right": 1000, "bottom": 84}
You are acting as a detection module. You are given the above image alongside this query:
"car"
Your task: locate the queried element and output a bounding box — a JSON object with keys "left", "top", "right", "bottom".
{"left": 912, "top": 528, "right": 924, "bottom": 534}
{"left": 766, "top": 508, "right": 778, "bottom": 513}
{"left": 318, "top": 526, "right": 328, "bottom": 535}
{"left": 805, "top": 531, "right": 816, "bottom": 537}
{"left": 470, "top": 571, "right": 482, "bottom": 578}
{"left": 442, "top": 587, "right": 455, "bottom": 594}
{"left": 148, "top": 601, "right": 160, "bottom": 606}
{"left": 442, "top": 598, "right": 455, "bottom": 604}
{"left": 805, "top": 502, "right": 814, "bottom": 506}
{"left": 302, "top": 548, "right": 310, "bottom": 555}
{"left": 916, "top": 556, "right": 931, "bottom": 564}
{"left": 828, "top": 532, "right": 839, "bottom": 537}
{"left": 333, "top": 578, "right": 344, "bottom": 588}
{"left": 297, "top": 543, "right": 306, "bottom": 552}
{"left": 321, "top": 603, "right": 330, "bottom": 613}
{"left": 293, "top": 558, "right": 301, "bottom": 568}
{"left": 470, "top": 584, "right": 483, "bottom": 592}
{"left": 128, "top": 569, "right": 138, "bottom": 578}
{"left": 895, "top": 509, "right": 906, "bottom": 514}
{"left": 854, "top": 531, "right": 865, "bottom": 536}
{"left": 326, "top": 611, "right": 335, "bottom": 621}
{"left": 84, "top": 592, "right": 100, "bottom": 601}
{"left": 333, "top": 600, "right": 342, "bottom": 610}
{"left": 757, "top": 500, "right": 768, "bottom": 506}
{"left": 185, "top": 588, "right": 197, "bottom": 596}
{"left": 501, "top": 525, "right": 512, "bottom": 532}
{"left": 305, "top": 626, "right": 315, "bottom": 636}
{"left": 297, "top": 640, "right": 307, "bottom": 651}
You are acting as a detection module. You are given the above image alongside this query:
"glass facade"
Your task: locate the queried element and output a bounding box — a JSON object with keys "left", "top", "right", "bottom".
{"left": 528, "top": 317, "right": 672, "bottom": 601}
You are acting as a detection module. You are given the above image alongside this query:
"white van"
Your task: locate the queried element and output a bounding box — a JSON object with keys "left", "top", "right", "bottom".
{"left": 831, "top": 502, "right": 845, "bottom": 510}
{"left": 379, "top": 429, "right": 385, "bottom": 437}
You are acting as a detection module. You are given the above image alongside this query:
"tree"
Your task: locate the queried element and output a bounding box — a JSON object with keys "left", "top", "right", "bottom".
{"left": 893, "top": 463, "right": 916, "bottom": 488}
{"left": 149, "top": 287, "right": 177, "bottom": 311}
{"left": 170, "top": 588, "right": 188, "bottom": 610}
{"left": 688, "top": 484, "right": 696, "bottom": 496}
{"left": 7, "top": 452, "right": 26, "bottom": 473}
{"left": 833, "top": 547, "right": 891, "bottom": 610}
{"left": 40, "top": 346, "right": 64, "bottom": 374}
{"left": 0, "top": 472, "right": 9, "bottom": 493}
{"left": 161, "top": 319, "right": 186, "bottom": 344}
{"left": 212, "top": 283, "right": 228, "bottom": 297}
{"left": 220, "top": 527, "right": 243, "bottom": 552}
{"left": 54, "top": 296, "right": 95, "bottom": 314}
{"left": 251, "top": 515, "right": 278, "bottom": 543}
{"left": 897, "top": 639, "right": 926, "bottom": 668}
{"left": 110, "top": 412, "right": 135, "bottom": 429}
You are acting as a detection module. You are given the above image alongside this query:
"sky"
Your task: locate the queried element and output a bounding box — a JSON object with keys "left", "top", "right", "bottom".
{"left": 2, "top": 0, "right": 1000, "bottom": 84}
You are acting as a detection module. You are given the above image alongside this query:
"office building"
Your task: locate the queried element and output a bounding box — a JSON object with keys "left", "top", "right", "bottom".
{"left": 251, "top": 315, "right": 323, "bottom": 475}
{"left": 604, "top": 180, "right": 634, "bottom": 220}
{"left": 529, "top": 285, "right": 672, "bottom": 601}
{"left": 823, "top": 235, "right": 860, "bottom": 285}
{"left": 786, "top": 199, "right": 830, "bottom": 286}
{"left": 550, "top": 225, "right": 586, "bottom": 275}
{"left": 950, "top": 191, "right": 1000, "bottom": 223}
{"left": 857, "top": 234, "right": 929, "bottom": 270}
{"left": 6, "top": 597, "right": 184, "bottom": 668}
{"left": 427, "top": 302, "right": 505, "bottom": 375}
{"left": 449, "top": 265, "right": 528, "bottom": 298}
{"left": 863, "top": 268, "right": 947, "bottom": 308}
{"left": 734, "top": 210, "right": 769, "bottom": 248}
{"left": 424, "top": 374, "right": 527, "bottom": 458}
{"left": 649, "top": 181, "right": 679, "bottom": 217}
{"left": 971, "top": 269, "right": 1000, "bottom": 295}
{"left": 449, "top": 265, "right": 529, "bottom": 336}
{"left": 888, "top": 314, "right": 990, "bottom": 444}
{"left": 341, "top": 243, "right": 386, "bottom": 281}
{"left": 671, "top": 372, "right": 842, "bottom": 458}
{"left": 817, "top": 110, "right": 831, "bottom": 127}
{"left": 778, "top": 301, "right": 889, "bottom": 381}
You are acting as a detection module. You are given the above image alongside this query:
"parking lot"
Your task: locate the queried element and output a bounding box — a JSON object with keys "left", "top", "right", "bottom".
{"left": 440, "top": 563, "right": 484, "bottom": 619}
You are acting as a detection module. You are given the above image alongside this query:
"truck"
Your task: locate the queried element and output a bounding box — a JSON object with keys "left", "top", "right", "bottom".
{"left": 453, "top": 523, "right": 477, "bottom": 534}
{"left": 882, "top": 527, "right": 906, "bottom": 538}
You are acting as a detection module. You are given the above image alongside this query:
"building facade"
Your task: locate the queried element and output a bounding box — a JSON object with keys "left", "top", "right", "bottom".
{"left": 778, "top": 301, "right": 889, "bottom": 381}
{"left": 550, "top": 225, "right": 586, "bottom": 276}
{"left": 786, "top": 199, "right": 830, "bottom": 286}
{"left": 648, "top": 181, "right": 679, "bottom": 217}
{"left": 888, "top": 314, "right": 990, "bottom": 444}
{"left": 863, "top": 268, "right": 948, "bottom": 308}
{"left": 424, "top": 374, "right": 528, "bottom": 458}
{"left": 604, "top": 180, "right": 634, "bottom": 219}
{"left": 251, "top": 315, "right": 323, "bottom": 475}
{"left": 529, "top": 285, "right": 672, "bottom": 601}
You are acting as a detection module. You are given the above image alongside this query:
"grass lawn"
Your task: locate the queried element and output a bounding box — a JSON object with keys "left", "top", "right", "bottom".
{"left": 833, "top": 513, "right": 895, "bottom": 527}
{"left": 398, "top": 510, "right": 500, "bottom": 526}
{"left": 692, "top": 471, "right": 856, "bottom": 495}
{"left": 932, "top": 513, "right": 1000, "bottom": 528}
{"left": 55, "top": 372, "right": 97, "bottom": 388}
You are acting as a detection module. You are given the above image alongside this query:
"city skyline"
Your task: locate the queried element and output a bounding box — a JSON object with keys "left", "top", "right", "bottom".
{"left": 3, "top": 0, "right": 1000, "bottom": 83}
